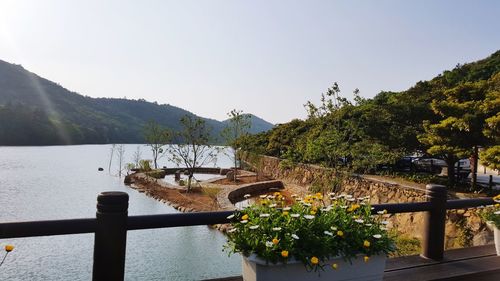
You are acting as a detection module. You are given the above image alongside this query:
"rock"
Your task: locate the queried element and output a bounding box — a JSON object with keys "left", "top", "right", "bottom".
{"left": 473, "top": 230, "right": 494, "bottom": 246}
{"left": 124, "top": 175, "right": 133, "bottom": 184}
{"left": 226, "top": 170, "right": 235, "bottom": 181}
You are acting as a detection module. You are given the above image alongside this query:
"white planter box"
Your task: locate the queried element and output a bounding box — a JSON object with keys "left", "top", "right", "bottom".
{"left": 487, "top": 221, "right": 500, "bottom": 256}
{"left": 242, "top": 254, "right": 386, "bottom": 281}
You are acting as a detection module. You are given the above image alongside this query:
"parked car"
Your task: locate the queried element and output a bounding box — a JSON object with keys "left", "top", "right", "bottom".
{"left": 413, "top": 158, "right": 446, "bottom": 173}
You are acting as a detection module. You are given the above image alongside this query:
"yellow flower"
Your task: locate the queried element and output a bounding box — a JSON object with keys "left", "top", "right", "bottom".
{"left": 495, "top": 204, "right": 500, "bottom": 208}
{"left": 241, "top": 214, "right": 248, "bottom": 220}
{"left": 281, "top": 250, "right": 289, "bottom": 258}
{"left": 274, "top": 192, "right": 281, "bottom": 196}
{"left": 332, "top": 263, "right": 338, "bottom": 270}
{"left": 363, "top": 240, "right": 371, "bottom": 247}
{"left": 347, "top": 204, "right": 360, "bottom": 212}
{"left": 272, "top": 238, "right": 280, "bottom": 245}
{"left": 337, "top": 230, "right": 344, "bottom": 237}
{"left": 310, "top": 210, "right": 316, "bottom": 215}
{"left": 4, "top": 245, "right": 14, "bottom": 252}
{"left": 310, "top": 256, "right": 319, "bottom": 265}
{"left": 364, "top": 256, "right": 370, "bottom": 263}
{"left": 283, "top": 211, "right": 289, "bottom": 216}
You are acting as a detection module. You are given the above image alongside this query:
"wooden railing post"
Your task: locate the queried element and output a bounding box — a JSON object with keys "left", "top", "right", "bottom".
{"left": 92, "top": 192, "right": 129, "bottom": 281}
{"left": 421, "top": 184, "right": 447, "bottom": 260}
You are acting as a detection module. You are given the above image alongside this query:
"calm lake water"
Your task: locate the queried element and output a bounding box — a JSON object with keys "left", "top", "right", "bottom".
{"left": 0, "top": 145, "right": 240, "bottom": 280}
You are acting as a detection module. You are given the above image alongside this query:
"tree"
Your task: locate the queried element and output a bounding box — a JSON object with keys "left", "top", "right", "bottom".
{"left": 168, "top": 115, "right": 218, "bottom": 192}
{"left": 221, "top": 109, "right": 251, "bottom": 181}
{"left": 419, "top": 78, "right": 497, "bottom": 188}
{"left": 143, "top": 121, "right": 171, "bottom": 169}
{"left": 117, "top": 144, "right": 126, "bottom": 177}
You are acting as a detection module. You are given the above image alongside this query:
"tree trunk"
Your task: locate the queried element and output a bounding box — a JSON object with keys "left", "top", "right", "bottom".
{"left": 153, "top": 154, "right": 158, "bottom": 169}
{"left": 446, "top": 154, "right": 456, "bottom": 188}
{"left": 471, "top": 146, "right": 478, "bottom": 190}
{"left": 187, "top": 172, "right": 193, "bottom": 192}
{"left": 234, "top": 150, "right": 238, "bottom": 183}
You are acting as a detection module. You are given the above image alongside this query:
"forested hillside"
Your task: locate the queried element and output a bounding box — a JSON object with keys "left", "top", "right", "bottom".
{"left": 239, "top": 50, "right": 500, "bottom": 178}
{"left": 0, "top": 60, "right": 273, "bottom": 145}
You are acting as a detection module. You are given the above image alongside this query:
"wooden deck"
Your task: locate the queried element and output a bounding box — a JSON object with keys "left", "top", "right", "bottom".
{"left": 204, "top": 245, "right": 500, "bottom": 281}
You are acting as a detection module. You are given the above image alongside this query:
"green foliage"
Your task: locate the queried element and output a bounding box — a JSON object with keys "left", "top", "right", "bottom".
{"left": 225, "top": 193, "right": 395, "bottom": 270}
{"left": 239, "top": 50, "right": 500, "bottom": 175}
{"left": 144, "top": 121, "right": 171, "bottom": 169}
{"left": 481, "top": 146, "right": 500, "bottom": 170}
{"left": 145, "top": 169, "right": 166, "bottom": 179}
{"left": 388, "top": 230, "right": 420, "bottom": 257}
{"left": 222, "top": 109, "right": 251, "bottom": 173}
{"left": 139, "top": 159, "right": 152, "bottom": 172}
{"left": 278, "top": 159, "right": 296, "bottom": 171}
{"left": 168, "top": 115, "right": 219, "bottom": 191}
{"left": 480, "top": 194, "right": 500, "bottom": 228}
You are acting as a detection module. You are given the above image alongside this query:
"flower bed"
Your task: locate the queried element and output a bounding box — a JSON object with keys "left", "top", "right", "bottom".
{"left": 225, "top": 192, "right": 395, "bottom": 272}
{"left": 481, "top": 194, "right": 500, "bottom": 255}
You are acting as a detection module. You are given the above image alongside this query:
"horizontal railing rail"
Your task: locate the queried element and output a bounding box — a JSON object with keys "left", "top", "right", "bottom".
{"left": 0, "top": 185, "right": 497, "bottom": 281}
{"left": 1, "top": 199, "right": 494, "bottom": 239}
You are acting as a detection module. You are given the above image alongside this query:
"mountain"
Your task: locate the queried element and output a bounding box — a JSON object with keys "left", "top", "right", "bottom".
{"left": 0, "top": 60, "right": 274, "bottom": 145}
{"left": 222, "top": 114, "right": 275, "bottom": 136}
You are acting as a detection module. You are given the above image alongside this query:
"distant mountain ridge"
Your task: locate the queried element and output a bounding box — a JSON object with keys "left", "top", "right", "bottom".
{"left": 0, "top": 60, "right": 274, "bottom": 145}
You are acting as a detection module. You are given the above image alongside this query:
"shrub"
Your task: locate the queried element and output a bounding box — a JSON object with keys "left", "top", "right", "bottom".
{"left": 225, "top": 192, "right": 395, "bottom": 270}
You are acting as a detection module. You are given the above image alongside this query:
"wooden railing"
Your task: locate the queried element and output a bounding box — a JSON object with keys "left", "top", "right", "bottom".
{"left": 0, "top": 185, "right": 495, "bottom": 281}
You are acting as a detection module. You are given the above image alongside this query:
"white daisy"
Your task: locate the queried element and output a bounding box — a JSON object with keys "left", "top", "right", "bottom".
{"left": 283, "top": 207, "right": 291, "bottom": 211}
{"left": 228, "top": 228, "right": 238, "bottom": 233}
{"left": 226, "top": 214, "right": 235, "bottom": 219}
{"left": 373, "top": 234, "right": 382, "bottom": 239}
{"left": 304, "top": 215, "right": 315, "bottom": 220}
{"left": 269, "top": 204, "right": 277, "bottom": 208}
{"left": 241, "top": 220, "right": 248, "bottom": 224}
{"left": 355, "top": 219, "right": 364, "bottom": 224}
{"left": 249, "top": 225, "right": 259, "bottom": 230}
{"left": 291, "top": 213, "right": 300, "bottom": 218}
{"left": 260, "top": 213, "right": 270, "bottom": 218}
{"left": 324, "top": 231, "right": 333, "bottom": 236}
{"left": 272, "top": 227, "right": 282, "bottom": 231}
{"left": 265, "top": 241, "right": 273, "bottom": 247}
{"left": 291, "top": 234, "right": 300, "bottom": 240}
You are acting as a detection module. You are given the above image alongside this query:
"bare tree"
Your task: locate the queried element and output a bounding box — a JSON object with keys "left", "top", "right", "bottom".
{"left": 221, "top": 109, "right": 251, "bottom": 182}
{"left": 168, "top": 115, "right": 218, "bottom": 192}
{"left": 117, "top": 144, "right": 126, "bottom": 177}
{"left": 144, "top": 121, "right": 171, "bottom": 169}
{"left": 132, "top": 146, "right": 143, "bottom": 168}
{"left": 108, "top": 144, "right": 116, "bottom": 173}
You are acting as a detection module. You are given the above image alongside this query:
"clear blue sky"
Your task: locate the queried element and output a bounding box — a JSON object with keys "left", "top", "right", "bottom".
{"left": 0, "top": 0, "right": 499, "bottom": 124}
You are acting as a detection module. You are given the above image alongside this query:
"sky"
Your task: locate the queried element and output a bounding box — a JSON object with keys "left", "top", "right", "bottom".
{"left": 0, "top": 0, "right": 499, "bottom": 124}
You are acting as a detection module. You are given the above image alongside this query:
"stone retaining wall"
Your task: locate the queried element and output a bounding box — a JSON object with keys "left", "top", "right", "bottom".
{"left": 241, "top": 153, "right": 494, "bottom": 249}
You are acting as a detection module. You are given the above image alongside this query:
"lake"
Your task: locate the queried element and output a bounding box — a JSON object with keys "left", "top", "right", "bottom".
{"left": 0, "top": 144, "right": 240, "bottom": 280}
